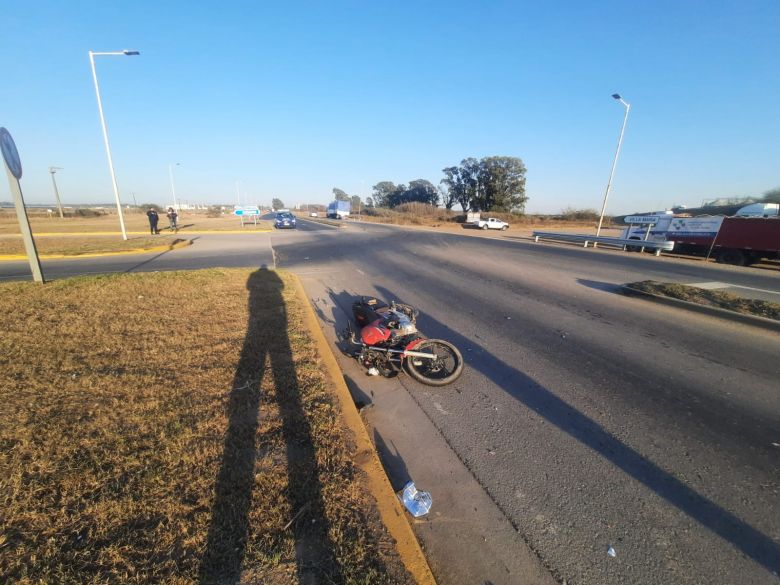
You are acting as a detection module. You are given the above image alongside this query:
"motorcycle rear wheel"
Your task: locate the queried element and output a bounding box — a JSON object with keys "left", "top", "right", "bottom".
{"left": 405, "top": 339, "right": 464, "bottom": 386}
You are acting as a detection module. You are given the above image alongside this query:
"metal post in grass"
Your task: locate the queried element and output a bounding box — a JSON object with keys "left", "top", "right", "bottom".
{"left": 596, "top": 93, "right": 631, "bottom": 239}
{"left": 169, "top": 162, "right": 180, "bottom": 211}
{"left": 1, "top": 127, "right": 44, "bottom": 282}
{"left": 88, "top": 49, "right": 140, "bottom": 241}
{"left": 49, "top": 166, "right": 65, "bottom": 218}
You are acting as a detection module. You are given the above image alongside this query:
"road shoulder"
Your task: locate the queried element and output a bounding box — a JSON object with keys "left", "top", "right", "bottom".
{"left": 292, "top": 274, "right": 437, "bottom": 585}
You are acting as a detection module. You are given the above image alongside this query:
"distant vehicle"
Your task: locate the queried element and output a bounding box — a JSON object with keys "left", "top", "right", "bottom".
{"left": 274, "top": 212, "right": 297, "bottom": 229}
{"left": 327, "top": 200, "right": 350, "bottom": 219}
{"left": 309, "top": 211, "right": 319, "bottom": 217}
{"left": 474, "top": 217, "right": 509, "bottom": 231}
{"left": 622, "top": 204, "right": 780, "bottom": 265}
{"left": 734, "top": 202, "right": 779, "bottom": 218}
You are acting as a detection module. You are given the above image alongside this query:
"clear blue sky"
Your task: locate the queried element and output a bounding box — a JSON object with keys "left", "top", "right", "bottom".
{"left": 2, "top": 0, "right": 778, "bottom": 214}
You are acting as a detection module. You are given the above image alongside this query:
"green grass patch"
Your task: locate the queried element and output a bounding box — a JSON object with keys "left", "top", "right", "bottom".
{"left": 626, "top": 280, "right": 780, "bottom": 321}
{"left": 0, "top": 269, "right": 411, "bottom": 584}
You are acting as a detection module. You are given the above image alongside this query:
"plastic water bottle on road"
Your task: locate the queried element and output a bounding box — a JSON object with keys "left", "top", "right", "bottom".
{"left": 399, "top": 481, "right": 432, "bottom": 517}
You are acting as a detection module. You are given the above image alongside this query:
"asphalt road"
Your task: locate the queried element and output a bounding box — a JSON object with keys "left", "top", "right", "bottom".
{"left": 3, "top": 218, "right": 779, "bottom": 584}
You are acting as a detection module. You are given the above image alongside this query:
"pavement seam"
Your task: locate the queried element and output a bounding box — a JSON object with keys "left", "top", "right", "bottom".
{"left": 291, "top": 274, "right": 437, "bottom": 585}
{"left": 620, "top": 285, "right": 780, "bottom": 332}
{"left": 0, "top": 238, "right": 193, "bottom": 261}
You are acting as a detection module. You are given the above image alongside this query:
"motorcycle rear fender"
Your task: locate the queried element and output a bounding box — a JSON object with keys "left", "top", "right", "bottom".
{"left": 404, "top": 338, "right": 425, "bottom": 352}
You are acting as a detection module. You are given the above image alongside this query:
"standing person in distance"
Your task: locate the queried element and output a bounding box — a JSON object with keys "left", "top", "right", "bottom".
{"left": 167, "top": 206, "right": 178, "bottom": 232}
{"left": 146, "top": 207, "right": 160, "bottom": 235}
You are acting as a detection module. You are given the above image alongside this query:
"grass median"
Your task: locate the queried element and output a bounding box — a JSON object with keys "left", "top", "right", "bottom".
{"left": 625, "top": 280, "right": 780, "bottom": 320}
{"left": 0, "top": 234, "right": 187, "bottom": 257}
{"left": 0, "top": 211, "right": 272, "bottom": 235}
{"left": 0, "top": 269, "right": 412, "bottom": 584}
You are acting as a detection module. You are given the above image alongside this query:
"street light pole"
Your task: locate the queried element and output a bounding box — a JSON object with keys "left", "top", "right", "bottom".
{"left": 48, "top": 166, "right": 64, "bottom": 218}
{"left": 89, "top": 49, "right": 140, "bottom": 240}
{"left": 596, "top": 93, "right": 631, "bottom": 237}
{"left": 169, "top": 162, "right": 180, "bottom": 211}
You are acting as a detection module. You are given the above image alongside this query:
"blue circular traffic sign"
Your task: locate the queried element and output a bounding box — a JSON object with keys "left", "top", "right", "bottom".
{"left": 0, "top": 128, "right": 22, "bottom": 180}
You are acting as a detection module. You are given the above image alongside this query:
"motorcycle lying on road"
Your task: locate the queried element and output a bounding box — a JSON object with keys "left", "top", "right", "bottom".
{"left": 340, "top": 296, "right": 464, "bottom": 386}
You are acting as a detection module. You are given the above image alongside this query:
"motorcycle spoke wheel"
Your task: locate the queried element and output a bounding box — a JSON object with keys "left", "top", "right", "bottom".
{"left": 405, "top": 340, "right": 464, "bottom": 386}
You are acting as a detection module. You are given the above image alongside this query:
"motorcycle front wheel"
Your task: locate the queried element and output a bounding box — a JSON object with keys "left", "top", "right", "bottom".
{"left": 405, "top": 339, "right": 464, "bottom": 386}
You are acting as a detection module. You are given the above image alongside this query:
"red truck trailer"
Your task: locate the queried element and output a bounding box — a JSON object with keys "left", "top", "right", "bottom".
{"left": 623, "top": 215, "right": 780, "bottom": 266}
{"left": 710, "top": 217, "right": 780, "bottom": 266}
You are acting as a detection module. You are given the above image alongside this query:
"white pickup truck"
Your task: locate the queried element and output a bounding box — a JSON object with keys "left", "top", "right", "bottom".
{"left": 474, "top": 217, "right": 509, "bottom": 231}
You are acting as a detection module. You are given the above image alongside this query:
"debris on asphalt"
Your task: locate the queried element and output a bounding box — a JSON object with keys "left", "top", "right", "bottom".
{"left": 607, "top": 545, "right": 617, "bottom": 557}
{"left": 399, "top": 481, "right": 432, "bottom": 517}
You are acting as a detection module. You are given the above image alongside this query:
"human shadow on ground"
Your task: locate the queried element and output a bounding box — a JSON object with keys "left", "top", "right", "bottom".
{"left": 198, "top": 268, "right": 343, "bottom": 584}
{"left": 359, "top": 284, "right": 780, "bottom": 575}
{"left": 125, "top": 236, "right": 201, "bottom": 273}
{"left": 373, "top": 429, "right": 412, "bottom": 492}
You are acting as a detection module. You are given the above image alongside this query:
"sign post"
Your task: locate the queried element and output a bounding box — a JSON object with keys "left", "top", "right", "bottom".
{"left": 1, "top": 127, "right": 44, "bottom": 282}
{"left": 234, "top": 206, "right": 261, "bottom": 227}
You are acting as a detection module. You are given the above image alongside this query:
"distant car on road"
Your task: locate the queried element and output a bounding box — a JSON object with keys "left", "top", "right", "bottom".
{"left": 310, "top": 212, "right": 319, "bottom": 217}
{"left": 274, "top": 212, "right": 297, "bottom": 229}
{"left": 474, "top": 217, "right": 509, "bottom": 231}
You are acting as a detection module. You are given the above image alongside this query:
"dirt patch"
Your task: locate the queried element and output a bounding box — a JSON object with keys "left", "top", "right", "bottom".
{"left": 0, "top": 269, "right": 412, "bottom": 584}
{"left": 625, "top": 280, "right": 780, "bottom": 321}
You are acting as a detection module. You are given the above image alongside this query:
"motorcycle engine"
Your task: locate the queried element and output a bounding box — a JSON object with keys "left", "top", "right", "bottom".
{"left": 388, "top": 309, "right": 417, "bottom": 336}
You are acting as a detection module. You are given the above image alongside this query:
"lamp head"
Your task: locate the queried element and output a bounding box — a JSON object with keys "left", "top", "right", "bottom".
{"left": 122, "top": 50, "right": 140, "bottom": 56}
{"left": 612, "top": 93, "right": 622, "bottom": 100}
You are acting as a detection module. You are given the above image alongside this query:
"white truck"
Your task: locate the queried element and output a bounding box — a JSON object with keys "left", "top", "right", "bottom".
{"left": 473, "top": 217, "right": 509, "bottom": 231}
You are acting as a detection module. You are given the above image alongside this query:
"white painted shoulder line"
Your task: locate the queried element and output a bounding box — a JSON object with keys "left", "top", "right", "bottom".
{"left": 688, "top": 282, "right": 780, "bottom": 295}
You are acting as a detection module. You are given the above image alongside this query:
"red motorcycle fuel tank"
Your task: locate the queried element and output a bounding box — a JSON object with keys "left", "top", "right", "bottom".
{"left": 361, "top": 319, "right": 392, "bottom": 345}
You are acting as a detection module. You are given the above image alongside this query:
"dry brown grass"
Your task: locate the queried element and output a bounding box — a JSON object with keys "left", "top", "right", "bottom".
{"left": 356, "top": 204, "right": 612, "bottom": 230}
{"left": 626, "top": 280, "right": 780, "bottom": 320}
{"left": 0, "top": 210, "right": 271, "bottom": 235}
{"left": 0, "top": 234, "right": 184, "bottom": 256}
{"left": 0, "top": 269, "right": 412, "bottom": 584}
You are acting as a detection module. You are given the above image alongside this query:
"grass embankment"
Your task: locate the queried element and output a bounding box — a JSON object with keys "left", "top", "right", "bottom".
{"left": 355, "top": 202, "right": 614, "bottom": 232}
{"left": 626, "top": 280, "right": 780, "bottom": 321}
{"left": 0, "top": 210, "right": 271, "bottom": 235}
{"left": 0, "top": 269, "right": 412, "bottom": 584}
{"left": 0, "top": 234, "right": 187, "bottom": 257}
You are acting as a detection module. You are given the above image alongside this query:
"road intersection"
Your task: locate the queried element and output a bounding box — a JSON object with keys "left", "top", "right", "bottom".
{"left": 3, "top": 218, "right": 779, "bottom": 585}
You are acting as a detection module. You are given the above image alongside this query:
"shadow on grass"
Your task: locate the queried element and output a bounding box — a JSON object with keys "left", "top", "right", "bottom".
{"left": 198, "top": 268, "right": 343, "bottom": 584}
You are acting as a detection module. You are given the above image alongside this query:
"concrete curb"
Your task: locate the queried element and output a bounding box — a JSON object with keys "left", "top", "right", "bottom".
{"left": 0, "top": 238, "right": 193, "bottom": 261}
{"left": 291, "top": 275, "right": 436, "bottom": 585}
{"left": 620, "top": 285, "right": 780, "bottom": 333}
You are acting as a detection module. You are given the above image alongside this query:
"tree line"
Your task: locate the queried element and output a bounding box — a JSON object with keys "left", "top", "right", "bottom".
{"left": 331, "top": 155, "right": 528, "bottom": 213}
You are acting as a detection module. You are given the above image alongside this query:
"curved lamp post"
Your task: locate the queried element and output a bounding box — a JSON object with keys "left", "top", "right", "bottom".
{"left": 596, "top": 93, "right": 631, "bottom": 237}
{"left": 89, "top": 49, "right": 140, "bottom": 240}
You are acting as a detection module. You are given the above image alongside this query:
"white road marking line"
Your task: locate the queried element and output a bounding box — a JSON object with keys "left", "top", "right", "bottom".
{"left": 688, "top": 281, "right": 780, "bottom": 294}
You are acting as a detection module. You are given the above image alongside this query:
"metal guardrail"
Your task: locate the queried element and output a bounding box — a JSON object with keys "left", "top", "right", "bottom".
{"left": 532, "top": 231, "right": 675, "bottom": 256}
